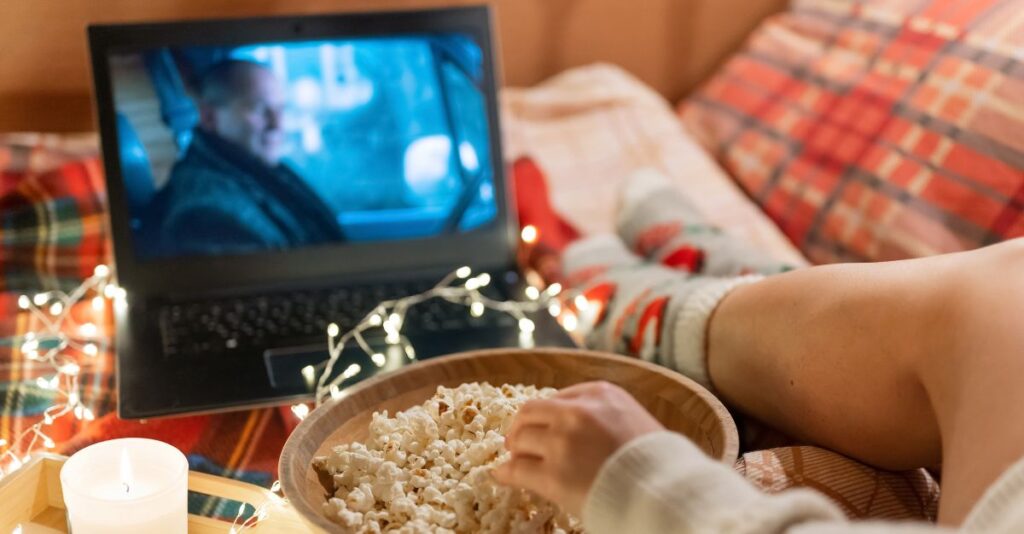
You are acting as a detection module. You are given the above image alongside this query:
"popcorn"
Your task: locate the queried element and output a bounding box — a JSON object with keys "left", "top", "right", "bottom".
{"left": 313, "top": 382, "right": 582, "bottom": 533}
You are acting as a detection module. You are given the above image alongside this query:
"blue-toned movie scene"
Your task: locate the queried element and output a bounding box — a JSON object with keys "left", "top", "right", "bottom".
{"left": 109, "top": 34, "right": 497, "bottom": 260}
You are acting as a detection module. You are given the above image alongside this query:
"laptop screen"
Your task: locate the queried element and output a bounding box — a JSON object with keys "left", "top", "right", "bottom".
{"left": 108, "top": 34, "right": 497, "bottom": 261}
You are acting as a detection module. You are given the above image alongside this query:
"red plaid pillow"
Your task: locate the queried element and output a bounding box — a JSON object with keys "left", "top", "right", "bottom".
{"left": 680, "top": 0, "right": 1024, "bottom": 263}
{"left": 0, "top": 135, "right": 108, "bottom": 291}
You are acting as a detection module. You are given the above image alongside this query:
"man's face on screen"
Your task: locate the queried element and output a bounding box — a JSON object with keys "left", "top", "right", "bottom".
{"left": 206, "top": 66, "right": 287, "bottom": 167}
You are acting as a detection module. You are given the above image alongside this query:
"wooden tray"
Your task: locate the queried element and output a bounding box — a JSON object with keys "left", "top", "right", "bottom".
{"left": 281, "top": 348, "right": 739, "bottom": 533}
{"left": 0, "top": 454, "right": 306, "bottom": 533}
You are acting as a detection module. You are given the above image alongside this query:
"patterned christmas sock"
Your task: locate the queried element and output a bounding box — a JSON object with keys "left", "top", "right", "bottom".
{"left": 562, "top": 235, "right": 762, "bottom": 390}
{"left": 616, "top": 168, "right": 793, "bottom": 276}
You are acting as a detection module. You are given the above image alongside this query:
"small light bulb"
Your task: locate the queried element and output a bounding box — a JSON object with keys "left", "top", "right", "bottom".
{"left": 115, "top": 287, "right": 127, "bottom": 300}
{"left": 574, "top": 295, "right": 590, "bottom": 311}
{"left": 404, "top": 344, "right": 416, "bottom": 360}
{"left": 291, "top": 404, "right": 310, "bottom": 420}
{"left": 465, "top": 278, "right": 481, "bottom": 291}
{"left": 455, "top": 266, "right": 472, "bottom": 279}
{"left": 330, "top": 385, "right": 345, "bottom": 400}
{"left": 476, "top": 273, "right": 491, "bottom": 287}
{"left": 518, "top": 330, "right": 535, "bottom": 349}
{"left": 521, "top": 225, "right": 538, "bottom": 244}
{"left": 524, "top": 286, "right": 540, "bottom": 300}
{"left": 21, "top": 339, "right": 39, "bottom": 353}
{"left": 83, "top": 343, "right": 99, "bottom": 357}
{"left": 470, "top": 301, "right": 485, "bottom": 317}
{"left": 36, "top": 377, "right": 51, "bottom": 390}
{"left": 0, "top": 438, "right": 6, "bottom": 447}
{"left": 49, "top": 302, "right": 64, "bottom": 316}
{"left": 43, "top": 413, "right": 54, "bottom": 425}
{"left": 8, "top": 455, "right": 23, "bottom": 472}
{"left": 103, "top": 285, "right": 117, "bottom": 299}
{"left": 518, "top": 318, "right": 535, "bottom": 334}
{"left": 548, "top": 302, "right": 562, "bottom": 317}
{"left": 80, "top": 323, "right": 98, "bottom": 337}
{"left": 81, "top": 407, "right": 95, "bottom": 421}
{"left": 342, "top": 363, "right": 361, "bottom": 379}
{"left": 92, "top": 296, "right": 105, "bottom": 312}
{"left": 327, "top": 323, "right": 340, "bottom": 337}
{"left": 371, "top": 353, "right": 386, "bottom": 367}
{"left": 60, "top": 363, "right": 80, "bottom": 376}
{"left": 33, "top": 293, "right": 48, "bottom": 306}
{"left": 93, "top": 264, "right": 110, "bottom": 278}
{"left": 301, "top": 365, "right": 315, "bottom": 384}
{"left": 43, "top": 437, "right": 55, "bottom": 449}
{"left": 18, "top": 295, "right": 30, "bottom": 309}
{"left": 369, "top": 314, "right": 383, "bottom": 327}
{"left": 546, "top": 283, "right": 562, "bottom": 296}
{"left": 563, "top": 313, "right": 579, "bottom": 332}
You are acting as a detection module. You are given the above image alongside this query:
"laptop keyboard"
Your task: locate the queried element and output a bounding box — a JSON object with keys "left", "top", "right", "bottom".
{"left": 158, "top": 276, "right": 516, "bottom": 357}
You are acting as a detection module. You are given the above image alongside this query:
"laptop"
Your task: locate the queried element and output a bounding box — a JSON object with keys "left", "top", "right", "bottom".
{"left": 87, "top": 6, "right": 575, "bottom": 419}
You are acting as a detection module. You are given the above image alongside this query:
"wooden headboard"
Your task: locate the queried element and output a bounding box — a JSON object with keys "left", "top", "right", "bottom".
{"left": 0, "top": 0, "right": 786, "bottom": 133}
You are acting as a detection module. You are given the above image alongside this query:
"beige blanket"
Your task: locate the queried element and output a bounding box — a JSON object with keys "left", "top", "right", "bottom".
{"left": 501, "top": 63, "right": 808, "bottom": 268}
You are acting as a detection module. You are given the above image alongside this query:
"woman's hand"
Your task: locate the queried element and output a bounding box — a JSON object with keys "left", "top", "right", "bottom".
{"left": 492, "top": 381, "right": 664, "bottom": 517}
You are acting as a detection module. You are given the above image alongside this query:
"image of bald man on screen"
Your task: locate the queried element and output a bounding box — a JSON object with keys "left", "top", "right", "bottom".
{"left": 152, "top": 59, "right": 343, "bottom": 256}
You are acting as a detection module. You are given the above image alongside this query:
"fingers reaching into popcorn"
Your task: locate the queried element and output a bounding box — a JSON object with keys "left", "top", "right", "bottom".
{"left": 493, "top": 381, "right": 665, "bottom": 517}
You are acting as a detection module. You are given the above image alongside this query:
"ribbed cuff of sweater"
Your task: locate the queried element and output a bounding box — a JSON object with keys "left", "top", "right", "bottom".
{"left": 583, "top": 431, "right": 845, "bottom": 534}
{"left": 671, "top": 275, "right": 763, "bottom": 391}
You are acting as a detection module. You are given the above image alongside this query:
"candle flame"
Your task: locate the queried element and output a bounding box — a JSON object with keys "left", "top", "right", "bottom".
{"left": 120, "top": 447, "right": 134, "bottom": 496}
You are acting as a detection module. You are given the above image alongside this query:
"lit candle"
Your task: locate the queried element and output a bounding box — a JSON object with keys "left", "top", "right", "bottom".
{"left": 60, "top": 438, "right": 187, "bottom": 533}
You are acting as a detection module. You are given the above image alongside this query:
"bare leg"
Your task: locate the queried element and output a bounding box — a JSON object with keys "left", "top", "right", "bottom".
{"left": 707, "top": 238, "right": 1024, "bottom": 525}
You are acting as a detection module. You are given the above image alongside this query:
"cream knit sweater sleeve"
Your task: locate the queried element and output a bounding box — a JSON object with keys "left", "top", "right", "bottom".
{"left": 582, "top": 431, "right": 1024, "bottom": 534}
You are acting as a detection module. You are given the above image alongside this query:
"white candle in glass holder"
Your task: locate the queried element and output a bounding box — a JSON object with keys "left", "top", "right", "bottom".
{"left": 60, "top": 438, "right": 187, "bottom": 534}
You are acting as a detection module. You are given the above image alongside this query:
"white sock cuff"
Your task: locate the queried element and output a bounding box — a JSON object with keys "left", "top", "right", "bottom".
{"left": 672, "top": 275, "right": 763, "bottom": 391}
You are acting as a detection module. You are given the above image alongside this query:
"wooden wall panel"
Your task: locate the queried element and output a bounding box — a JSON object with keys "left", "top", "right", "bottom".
{"left": 0, "top": 0, "right": 786, "bottom": 132}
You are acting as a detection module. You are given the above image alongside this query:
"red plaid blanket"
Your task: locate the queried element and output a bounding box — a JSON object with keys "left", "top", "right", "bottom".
{"left": 0, "top": 134, "right": 577, "bottom": 519}
{"left": 0, "top": 135, "right": 296, "bottom": 517}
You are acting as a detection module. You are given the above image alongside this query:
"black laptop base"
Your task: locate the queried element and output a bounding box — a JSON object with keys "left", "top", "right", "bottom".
{"left": 116, "top": 275, "right": 575, "bottom": 419}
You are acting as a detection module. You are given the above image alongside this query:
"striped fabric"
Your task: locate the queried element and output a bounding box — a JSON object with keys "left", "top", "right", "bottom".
{"left": 0, "top": 134, "right": 292, "bottom": 519}
{"left": 736, "top": 446, "right": 941, "bottom": 521}
{"left": 680, "top": 0, "right": 1024, "bottom": 263}
{"left": 0, "top": 134, "right": 109, "bottom": 291}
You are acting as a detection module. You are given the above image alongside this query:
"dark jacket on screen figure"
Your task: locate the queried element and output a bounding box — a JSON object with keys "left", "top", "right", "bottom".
{"left": 151, "top": 129, "right": 343, "bottom": 257}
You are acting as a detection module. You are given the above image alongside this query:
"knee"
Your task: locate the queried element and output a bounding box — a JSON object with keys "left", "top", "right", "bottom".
{"left": 942, "top": 239, "right": 1024, "bottom": 360}
{"left": 963, "top": 238, "right": 1024, "bottom": 304}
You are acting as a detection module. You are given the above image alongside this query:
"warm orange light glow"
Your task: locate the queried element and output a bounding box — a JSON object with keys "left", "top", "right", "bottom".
{"left": 520, "top": 225, "right": 538, "bottom": 244}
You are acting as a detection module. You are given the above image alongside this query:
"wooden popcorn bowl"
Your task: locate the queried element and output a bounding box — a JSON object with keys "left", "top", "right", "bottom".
{"left": 280, "top": 348, "right": 738, "bottom": 533}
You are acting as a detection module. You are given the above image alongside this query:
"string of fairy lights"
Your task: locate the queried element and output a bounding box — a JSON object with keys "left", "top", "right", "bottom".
{"left": 0, "top": 264, "right": 121, "bottom": 478}
{"left": 307, "top": 263, "right": 566, "bottom": 408}
{"left": 3, "top": 225, "right": 585, "bottom": 532}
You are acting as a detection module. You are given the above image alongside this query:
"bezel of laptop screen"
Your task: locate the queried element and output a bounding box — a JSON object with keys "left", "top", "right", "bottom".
{"left": 88, "top": 6, "right": 516, "bottom": 298}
